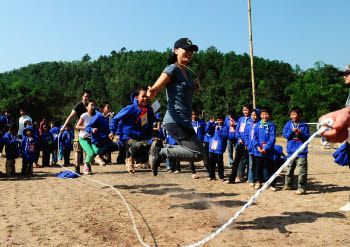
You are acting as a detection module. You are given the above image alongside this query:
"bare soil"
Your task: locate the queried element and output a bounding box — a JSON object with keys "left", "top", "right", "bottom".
{"left": 1, "top": 137, "right": 350, "bottom": 247}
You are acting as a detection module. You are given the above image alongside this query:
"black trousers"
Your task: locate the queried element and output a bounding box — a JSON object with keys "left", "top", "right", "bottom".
{"left": 209, "top": 152, "right": 224, "bottom": 179}
{"left": 42, "top": 151, "right": 50, "bottom": 167}
{"left": 228, "top": 144, "right": 248, "bottom": 183}
{"left": 21, "top": 161, "right": 33, "bottom": 176}
{"left": 64, "top": 149, "right": 71, "bottom": 166}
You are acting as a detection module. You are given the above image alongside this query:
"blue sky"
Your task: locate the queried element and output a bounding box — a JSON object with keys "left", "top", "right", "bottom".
{"left": 0, "top": 0, "right": 348, "bottom": 73}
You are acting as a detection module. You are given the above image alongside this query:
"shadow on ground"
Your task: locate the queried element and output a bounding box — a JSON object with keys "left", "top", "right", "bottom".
{"left": 235, "top": 211, "right": 346, "bottom": 233}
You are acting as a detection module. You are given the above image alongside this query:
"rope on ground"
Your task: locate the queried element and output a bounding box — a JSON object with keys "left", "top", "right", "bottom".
{"left": 57, "top": 134, "right": 150, "bottom": 247}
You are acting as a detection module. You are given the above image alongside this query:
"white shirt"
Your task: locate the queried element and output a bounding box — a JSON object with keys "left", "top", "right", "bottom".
{"left": 79, "top": 113, "right": 94, "bottom": 139}
{"left": 18, "top": 115, "right": 32, "bottom": 136}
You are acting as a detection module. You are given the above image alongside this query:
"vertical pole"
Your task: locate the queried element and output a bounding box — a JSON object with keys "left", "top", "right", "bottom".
{"left": 248, "top": 0, "right": 256, "bottom": 109}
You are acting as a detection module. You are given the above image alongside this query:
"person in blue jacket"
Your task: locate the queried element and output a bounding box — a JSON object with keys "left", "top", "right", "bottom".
{"left": 224, "top": 108, "right": 239, "bottom": 168}
{"left": 226, "top": 104, "right": 253, "bottom": 184}
{"left": 49, "top": 121, "right": 60, "bottom": 166}
{"left": 33, "top": 121, "right": 41, "bottom": 167}
{"left": 0, "top": 110, "right": 12, "bottom": 157}
{"left": 282, "top": 106, "right": 310, "bottom": 195}
{"left": 165, "top": 131, "right": 181, "bottom": 173}
{"left": 207, "top": 114, "right": 229, "bottom": 181}
{"left": 110, "top": 88, "right": 155, "bottom": 174}
{"left": 19, "top": 126, "right": 40, "bottom": 177}
{"left": 204, "top": 117, "right": 216, "bottom": 172}
{"left": 243, "top": 109, "right": 260, "bottom": 187}
{"left": 61, "top": 125, "right": 74, "bottom": 166}
{"left": 86, "top": 101, "right": 119, "bottom": 167}
{"left": 252, "top": 106, "right": 276, "bottom": 191}
{"left": 40, "top": 123, "right": 53, "bottom": 167}
{"left": 3, "top": 124, "right": 20, "bottom": 176}
{"left": 188, "top": 109, "right": 206, "bottom": 173}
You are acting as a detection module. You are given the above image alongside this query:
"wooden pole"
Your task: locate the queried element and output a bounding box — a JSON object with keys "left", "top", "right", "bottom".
{"left": 248, "top": 0, "right": 256, "bottom": 109}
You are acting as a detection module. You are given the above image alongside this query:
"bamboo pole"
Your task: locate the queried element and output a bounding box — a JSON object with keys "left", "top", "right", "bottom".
{"left": 248, "top": 0, "right": 256, "bottom": 109}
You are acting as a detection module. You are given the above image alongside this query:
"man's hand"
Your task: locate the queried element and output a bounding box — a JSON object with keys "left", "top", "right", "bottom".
{"left": 93, "top": 128, "right": 98, "bottom": 134}
{"left": 60, "top": 126, "right": 65, "bottom": 133}
{"left": 319, "top": 107, "right": 350, "bottom": 143}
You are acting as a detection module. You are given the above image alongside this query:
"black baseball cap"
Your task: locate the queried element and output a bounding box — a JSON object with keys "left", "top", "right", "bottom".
{"left": 174, "top": 38, "right": 198, "bottom": 51}
{"left": 339, "top": 65, "right": 350, "bottom": 76}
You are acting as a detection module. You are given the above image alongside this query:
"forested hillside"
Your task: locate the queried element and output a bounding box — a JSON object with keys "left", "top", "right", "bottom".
{"left": 0, "top": 47, "right": 347, "bottom": 131}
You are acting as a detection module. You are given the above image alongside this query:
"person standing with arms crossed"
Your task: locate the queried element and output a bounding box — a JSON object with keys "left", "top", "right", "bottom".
{"left": 61, "top": 89, "right": 91, "bottom": 174}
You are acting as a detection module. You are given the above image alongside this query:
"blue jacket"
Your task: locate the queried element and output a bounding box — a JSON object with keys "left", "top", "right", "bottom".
{"left": 244, "top": 121, "right": 258, "bottom": 155}
{"left": 165, "top": 131, "right": 178, "bottom": 145}
{"left": 273, "top": 145, "right": 287, "bottom": 164}
{"left": 208, "top": 124, "right": 229, "bottom": 154}
{"left": 0, "top": 116, "right": 12, "bottom": 133}
{"left": 224, "top": 116, "right": 239, "bottom": 142}
{"left": 49, "top": 127, "right": 60, "bottom": 147}
{"left": 19, "top": 126, "right": 40, "bottom": 162}
{"left": 192, "top": 118, "right": 206, "bottom": 143}
{"left": 110, "top": 92, "right": 155, "bottom": 141}
{"left": 205, "top": 121, "right": 217, "bottom": 142}
{"left": 40, "top": 132, "right": 53, "bottom": 153}
{"left": 282, "top": 121, "right": 310, "bottom": 158}
{"left": 236, "top": 116, "right": 253, "bottom": 145}
{"left": 253, "top": 121, "right": 276, "bottom": 160}
{"left": 3, "top": 132, "right": 19, "bottom": 159}
{"left": 61, "top": 130, "right": 73, "bottom": 151}
{"left": 86, "top": 112, "right": 110, "bottom": 146}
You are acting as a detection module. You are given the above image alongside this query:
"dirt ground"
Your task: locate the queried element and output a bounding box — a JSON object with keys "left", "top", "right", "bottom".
{"left": 1, "top": 137, "right": 350, "bottom": 247}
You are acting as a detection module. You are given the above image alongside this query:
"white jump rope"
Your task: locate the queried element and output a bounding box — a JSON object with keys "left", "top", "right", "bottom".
{"left": 57, "top": 117, "right": 334, "bottom": 246}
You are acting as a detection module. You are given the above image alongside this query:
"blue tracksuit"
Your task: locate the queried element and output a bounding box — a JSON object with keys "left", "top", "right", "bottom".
{"left": 3, "top": 132, "right": 19, "bottom": 159}
{"left": 40, "top": 132, "right": 53, "bottom": 153}
{"left": 110, "top": 93, "right": 155, "bottom": 141}
{"left": 282, "top": 121, "right": 310, "bottom": 158}
{"left": 208, "top": 125, "right": 229, "bottom": 155}
{"left": 236, "top": 116, "right": 253, "bottom": 146}
{"left": 224, "top": 116, "right": 239, "bottom": 142}
{"left": 244, "top": 121, "right": 258, "bottom": 156}
{"left": 166, "top": 131, "right": 178, "bottom": 145}
{"left": 0, "top": 115, "right": 12, "bottom": 132}
{"left": 253, "top": 121, "right": 276, "bottom": 160}
{"left": 49, "top": 127, "right": 60, "bottom": 148}
{"left": 192, "top": 118, "right": 206, "bottom": 143}
{"left": 19, "top": 127, "right": 40, "bottom": 162}
{"left": 204, "top": 120, "right": 216, "bottom": 143}
{"left": 85, "top": 112, "right": 110, "bottom": 147}
{"left": 61, "top": 130, "right": 73, "bottom": 151}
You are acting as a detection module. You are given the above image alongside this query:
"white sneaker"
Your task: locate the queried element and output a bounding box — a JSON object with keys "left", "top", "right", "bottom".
{"left": 83, "top": 165, "right": 92, "bottom": 175}
{"left": 340, "top": 202, "right": 350, "bottom": 212}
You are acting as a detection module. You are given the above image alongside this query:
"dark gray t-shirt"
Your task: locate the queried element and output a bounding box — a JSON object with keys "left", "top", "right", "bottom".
{"left": 162, "top": 64, "right": 195, "bottom": 129}
{"left": 73, "top": 101, "right": 87, "bottom": 127}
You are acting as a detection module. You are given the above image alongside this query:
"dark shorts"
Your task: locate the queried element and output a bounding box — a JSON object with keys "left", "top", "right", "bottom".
{"left": 123, "top": 139, "right": 150, "bottom": 163}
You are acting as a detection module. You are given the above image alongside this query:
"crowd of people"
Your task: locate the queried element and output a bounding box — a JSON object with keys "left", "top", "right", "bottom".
{"left": 0, "top": 39, "right": 349, "bottom": 207}
{"left": 0, "top": 91, "right": 311, "bottom": 196}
